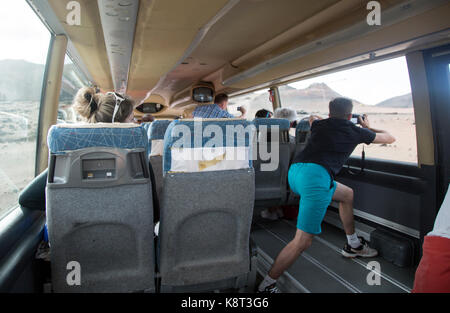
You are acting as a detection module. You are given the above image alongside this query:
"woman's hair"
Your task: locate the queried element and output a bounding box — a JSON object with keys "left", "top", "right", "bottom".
{"left": 255, "top": 109, "right": 273, "bottom": 118}
{"left": 73, "top": 87, "right": 134, "bottom": 123}
{"left": 274, "top": 107, "right": 297, "bottom": 122}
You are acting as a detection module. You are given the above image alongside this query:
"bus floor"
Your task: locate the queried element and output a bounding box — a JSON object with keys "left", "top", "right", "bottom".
{"left": 250, "top": 207, "right": 417, "bottom": 293}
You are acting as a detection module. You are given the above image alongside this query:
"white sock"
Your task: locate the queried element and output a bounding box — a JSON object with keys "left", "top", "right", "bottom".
{"left": 347, "top": 233, "right": 361, "bottom": 248}
{"left": 258, "top": 274, "right": 277, "bottom": 291}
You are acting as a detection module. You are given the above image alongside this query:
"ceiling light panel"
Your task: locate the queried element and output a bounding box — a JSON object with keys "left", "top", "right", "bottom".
{"left": 98, "top": 0, "right": 139, "bottom": 93}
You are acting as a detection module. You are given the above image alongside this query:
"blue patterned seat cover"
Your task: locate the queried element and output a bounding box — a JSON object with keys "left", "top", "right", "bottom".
{"left": 252, "top": 118, "right": 290, "bottom": 131}
{"left": 163, "top": 119, "right": 255, "bottom": 173}
{"left": 47, "top": 124, "right": 149, "bottom": 155}
{"left": 149, "top": 120, "right": 172, "bottom": 140}
{"left": 295, "top": 118, "right": 311, "bottom": 133}
{"left": 141, "top": 122, "right": 152, "bottom": 137}
{"left": 148, "top": 120, "right": 172, "bottom": 151}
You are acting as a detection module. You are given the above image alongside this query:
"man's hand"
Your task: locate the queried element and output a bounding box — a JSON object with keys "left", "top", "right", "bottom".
{"left": 360, "top": 114, "right": 396, "bottom": 144}
{"left": 238, "top": 106, "right": 247, "bottom": 118}
{"left": 358, "top": 114, "right": 370, "bottom": 129}
{"left": 309, "top": 115, "right": 322, "bottom": 126}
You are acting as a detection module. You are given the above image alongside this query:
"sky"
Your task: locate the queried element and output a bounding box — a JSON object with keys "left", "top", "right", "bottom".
{"left": 0, "top": 1, "right": 51, "bottom": 64}
{"left": 289, "top": 57, "right": 412, "bottom": 105}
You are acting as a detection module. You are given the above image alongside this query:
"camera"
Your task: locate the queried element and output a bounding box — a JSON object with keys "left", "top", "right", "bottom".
{"left": 351, "top": 114, "right": 364, "bottom": 124}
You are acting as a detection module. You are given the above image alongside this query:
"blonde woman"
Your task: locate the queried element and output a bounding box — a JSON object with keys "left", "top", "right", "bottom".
{"left": 19, "top": 87, "right": 160, "bottom": 220}
{"left": 72, "top": 87, "right": 135, "bottom": 123}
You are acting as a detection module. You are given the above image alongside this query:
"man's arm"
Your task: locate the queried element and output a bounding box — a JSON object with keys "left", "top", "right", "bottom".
{"left": 358, "top": 114, "right": 396, "bottom": 144}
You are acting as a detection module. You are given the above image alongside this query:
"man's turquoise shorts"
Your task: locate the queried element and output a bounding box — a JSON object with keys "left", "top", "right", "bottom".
{"left": 288, "top": 162, "right": 337, "bottom": 235}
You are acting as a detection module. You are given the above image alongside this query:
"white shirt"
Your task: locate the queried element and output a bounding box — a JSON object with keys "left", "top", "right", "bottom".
{"left": 428, "top": 184, "right": 450, "bottom": 239}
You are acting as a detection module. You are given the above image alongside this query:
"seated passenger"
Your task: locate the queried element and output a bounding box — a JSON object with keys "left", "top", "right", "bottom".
{"left": 274, "top": 107, "right": 298, "bottom": 133}
{"left": 72, "top": 87, "right": 135, "bottom": 123}
{"left": 141, "top": 114, "right": 155, "bottom": 123}
{"left": 192, "top": 93, "right": 247, "bottom": 119}
{"left": 255, "top": 109, "right": 273, "bottom": 118}
{"left": 19, "top": 87, "right": 160, "bottom": 220}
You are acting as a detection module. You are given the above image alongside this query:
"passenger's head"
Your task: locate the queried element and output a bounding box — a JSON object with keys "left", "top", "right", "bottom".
{"left": 255, "top": 109, "right": 273, "bottom": 118}
{"left": 329, "top": 97, "right": 353, "bottom": 120}
{"left": 141, "top": 114, "right": 155, "bottom": 123}
{"left": 73, "top": 87, "right": 135, "bottom": 123}
{"left": 274, "top": 107, "right": 297, "bottom": 127}
{"left": 214, "top": 93, "right": 229, "bottom": 109}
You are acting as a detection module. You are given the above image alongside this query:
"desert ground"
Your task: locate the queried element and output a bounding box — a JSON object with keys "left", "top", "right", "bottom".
{"left": 0, "top": 100, "right": 39, "bottom": 216}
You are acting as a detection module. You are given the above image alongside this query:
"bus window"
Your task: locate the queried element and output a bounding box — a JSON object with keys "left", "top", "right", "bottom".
{"left": 0, "top": 1, "right": 51, "bottom": 218}
{"left": 57, "top": 55, "right": 90, "bottom": 123}
{"left": 228, "top": 89, "right": 273, "bottom": 120}
{"left": 279, "top": 56, "right": 417, "bottom": 164}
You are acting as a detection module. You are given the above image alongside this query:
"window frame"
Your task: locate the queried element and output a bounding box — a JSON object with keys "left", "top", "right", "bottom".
{"left": 56, "top": 53, "right": 91, "bottom": 125}
{"left": 34, "top": 35, "right": 55, "bottom": 176}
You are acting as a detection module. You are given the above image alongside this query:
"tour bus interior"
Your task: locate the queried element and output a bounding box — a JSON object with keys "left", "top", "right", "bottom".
{"left": 0, "top": 0, "right": 449, "bottom": 293}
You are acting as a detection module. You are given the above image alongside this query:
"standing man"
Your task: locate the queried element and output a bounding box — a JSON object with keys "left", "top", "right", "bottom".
{"left": 258, "top": 97, "right": 396, "bottom": 293}
{"left": 192, "top": 93, "right": 246, "bottom": 119}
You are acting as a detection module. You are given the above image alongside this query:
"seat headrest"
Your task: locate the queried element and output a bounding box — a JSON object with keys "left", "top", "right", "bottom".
{"left": 295, "top": 119, "right": 311, "bottom": 133}
{"left": 163, "top": 119, "right": 255, "bottom": 173}
{"left": 252, "top": 118, "right": 290, "bottom": 131}
{"left": 146, "top": 120, "right": 172, "bottom": 156}
{"left": 47, "top": 123, "right": 148, "bottom": 155}
{"left": 149, "top": 120, "right": 172, "bottom": 140}
{"left": 295, "top": 119, "right": 311, "bottom": 144}
{"left": 141, "top": 122, "right": 152, "bottom": 136}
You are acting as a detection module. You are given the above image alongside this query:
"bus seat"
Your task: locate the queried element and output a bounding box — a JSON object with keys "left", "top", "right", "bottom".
{"left": 252, "top": 118, "right": 291, "bottom": 204}
{"left": 148, "top": 120, "right": 172, "bottom": 200}
{"left": 46, "top": 123, "right": 155, "bottom": 293}
{"left": 287, "top": 119, "right": 312, "bottom": 204}
{"left": 159, "top": 119, "right": 256, "bottom": 292}
{"left": 295, "top": 118, "right": 311, "bottom": 150}
{"left": 141, "top": 121, "right": 152, "bottom": 136}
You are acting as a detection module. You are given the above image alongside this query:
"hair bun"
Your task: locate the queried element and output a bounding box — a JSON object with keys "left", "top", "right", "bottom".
{"left": 73, "top": 87, "right": 100, "bottom": 119}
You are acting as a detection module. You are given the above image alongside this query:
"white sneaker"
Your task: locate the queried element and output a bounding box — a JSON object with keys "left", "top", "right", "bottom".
{"left": 260, "top": 209, "right": 279, "bottom": 220}
{"left": 342, "top": 237, "right": 378, "bottom": 258}
{"left": 258, "top": 283, "right": 281, "bottom": 293}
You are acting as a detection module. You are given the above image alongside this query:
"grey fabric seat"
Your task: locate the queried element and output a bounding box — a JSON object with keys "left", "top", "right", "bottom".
{"left": 147, "top": 120, "right": 172, "bottom": 201}
{"left": 295, "top": 118, "right": 311, "bottom": 151}
{"left": 159, "top": 119, "right": 257, "bottom": 292}
{"left": 46, "top": 123, "right": 155, "bottom": 293}
{"left": 287, "top": 118, "right": 312, "bottom": 204}
{"left": 253, "top": 118, "right": 291, "bottom": 204}
{"left": 141, "top": 121, "right": 152, "bottom": 135}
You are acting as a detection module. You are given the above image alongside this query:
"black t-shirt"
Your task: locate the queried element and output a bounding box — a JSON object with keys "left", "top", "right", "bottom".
{"left": 292, "top": 118, "right": 376, "bottom": 178}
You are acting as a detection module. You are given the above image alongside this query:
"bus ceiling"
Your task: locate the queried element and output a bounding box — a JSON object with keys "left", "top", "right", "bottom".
{"left": 29, "top": 0, "right": 450, "bottom": 106}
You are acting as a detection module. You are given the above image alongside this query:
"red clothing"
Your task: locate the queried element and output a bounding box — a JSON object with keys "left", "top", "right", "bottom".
{"left": 413, "top": 235, "right": 450, "bottom": 293}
